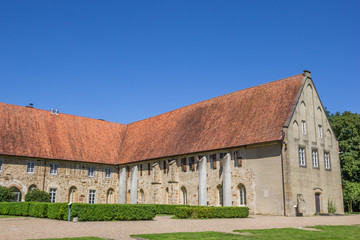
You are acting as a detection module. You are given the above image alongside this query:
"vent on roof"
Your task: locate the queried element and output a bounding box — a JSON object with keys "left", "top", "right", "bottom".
{"left": 98, "top": 119, "right": 105, "bottom": 121}
{"left": 50, "top": 109, "right": 59, "bottom": 115}
{"left": 26, "top": 103, "right": 34, "bottom": 108}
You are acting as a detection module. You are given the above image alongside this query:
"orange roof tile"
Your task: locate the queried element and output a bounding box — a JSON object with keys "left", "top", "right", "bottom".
{"left": 0, "top": 73, "right": 304, "bottom": 165}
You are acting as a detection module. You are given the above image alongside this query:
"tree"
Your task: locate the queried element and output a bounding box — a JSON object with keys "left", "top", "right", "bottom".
{"left": 0, "top": 186, "right": 15, "bottom": 202}
{"left": 328, "top": 111, "right": 360, "bottom": 212}
{"left": 25, "top": 189, "right": 50, "bottom": 202}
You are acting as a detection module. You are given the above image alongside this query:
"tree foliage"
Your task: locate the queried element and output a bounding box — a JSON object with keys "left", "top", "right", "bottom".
{"left": 0, "top": 186, "right": 15, "bottom": 202}
{"left": 25, "top": 189, "right": 50, "bottom": 202}
{"left": 328, "top": 111, "right": 360, "bottom": 212}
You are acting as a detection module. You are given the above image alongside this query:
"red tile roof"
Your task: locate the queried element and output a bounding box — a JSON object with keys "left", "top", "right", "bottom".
{"left": 0, "top": 103, "right": 127, "bottom": 164}
{"left": 0, "top": 73, "right": 304, "bottom": 165}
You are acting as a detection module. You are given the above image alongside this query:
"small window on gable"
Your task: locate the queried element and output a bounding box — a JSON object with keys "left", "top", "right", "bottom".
{"left": 0, "top": 159, "right": 3, "bottom": 172}
{"left": 301, "top": 120, "right": 306, "bottom": 134}
{"left": 27, "top": 162, "right": 35, "bottom": 173}
{"left": 318, "top": 125, "right": 323, "bottom": 138}
{"left": 312, "top": 149, "right": 319, "bottom": 168}
{"left": 87, "top": 167, "right": 95, "bottom": 177}
{"left": 324, "top": 152, "right": 331, "bottom": 170}
{"left": 299, "top": 147, "right": 306, "bottom": 166}
{"left": 50, "top": 164, "right": 58, "bottom": 175}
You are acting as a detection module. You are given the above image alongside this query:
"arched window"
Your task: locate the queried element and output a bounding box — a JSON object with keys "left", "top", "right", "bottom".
{"left": 217, "top": 185, "right": 223, "bottom": 206}
{"left": 68, "top": 186, "right": 77, "bottom": 203}
{"left": 165, "top": 187, "right": 169, "bottom": 204}
{"left": 11, "top": 187, "right": 21, "bottom": 202}
{"left": 28, "top": 184, "right": 37, "bottom": 192}
{"left": 139, "top": 189, "right": 144, "bottom": 204}
{"left": 181, "top": 187, "right": 187, "bottom": 205}
{"left": 238, "top": 184, "right": 246, "bottom": 206}
{"left": 107, "top": 188, "right": 114, "bottom": 204}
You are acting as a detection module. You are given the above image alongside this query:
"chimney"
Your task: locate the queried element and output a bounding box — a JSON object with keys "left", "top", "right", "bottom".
{"left": 303, "top": 70, "right": 311, "bottom": 78}
{"left": 26, "top": 103, "right": 34, "bottom": 108}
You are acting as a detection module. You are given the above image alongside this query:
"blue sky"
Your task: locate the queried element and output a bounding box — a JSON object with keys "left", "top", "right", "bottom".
{"left": 0, "top": 0, "right": 359, "bottom": 124}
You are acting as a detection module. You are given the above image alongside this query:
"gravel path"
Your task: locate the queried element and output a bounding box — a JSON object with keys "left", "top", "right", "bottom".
{"left": 1, "top": 215, "right": 359, "bottom": 240}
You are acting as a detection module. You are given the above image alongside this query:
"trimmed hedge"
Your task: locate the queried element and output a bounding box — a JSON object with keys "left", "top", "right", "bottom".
{"left": 71, "top": 203, "right": 156, "bottom": 221}
{"left": 174, "top": 206, "right": 249, "bottom": 219}
{"left": 142, "top": 204, "right": 190, "bottom": 215}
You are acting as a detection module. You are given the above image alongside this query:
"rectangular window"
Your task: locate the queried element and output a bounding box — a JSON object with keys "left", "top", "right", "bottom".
{"left": 50, "top": 164, "right": 58, "bottom": 175}
{"left": 181, "top": 158, "right": 187, "bottom": 172}
{"left": 127, "top": 166, "right": 130, "bottom": 177}
{"left": 318, "top": 125, "right": 323, "bottom": 138}
{"left": 148, "top": 163, "right": 151, "bottom": 175}
{"left": 189, "top": 157, "right": 195, "bottom": 171}
{"left": 0, "top": 159, "right": 3, "bottom": 172}
{"left": 301, "top": 120, "right": 306, "bottom": 134}
{"left": 89, "top": 190, "right": 96, "bottom": 204}
{"left": 163, "top": 160, "right": 167, "bottom": 174}
{"left": 105, "top": 168, "right": 111, "bottom": 178}
{"left": 140, "top": 164, "right": 143, "bottom": 177}
{"left": 324, "top": 152, "right": 331, "bottom": 170}
{"left": 299, "top": 147, "right": 306, "bottom": 166}
{"left": 312, "top": 150, "right": 319, "bottom": 168}
{"left": 87, "top": 167, "right": 95, "bottom": 177}
{"left": 211, "top": 154, "right": 217, "bottom": 169}
{"left": 49, "top": 188, "right": 57, "bottom": 203}
{"left": 27, "top": 162, "right": 35, "bottom": 173}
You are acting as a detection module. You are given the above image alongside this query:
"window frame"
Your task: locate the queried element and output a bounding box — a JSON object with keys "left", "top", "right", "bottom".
{"left": 318, "top": 125, "right": 323, "bottom": 138}
{"left": 87, "top": 166, "right": 95, "bottom": 177}
{"left": 239, "top": 185, "right": 246, "bottom": 206}
{"left": 26, "top": 162, "right": 35, "bottom": 173}
{"left": 49, "top": 188, "right": 57, "bottom": 203}
{"left": 189, "top": 157, "right": 195, "bottom": 171}
{"left": 181, "top": 158, "right": 187, "bottom": 172}
{"left": 148, "top": 163, "right": 151, "bottom": 175}
{"left": 299, "top": 147, "right": 306, "bottom": 167}
{"left": 211, "top": 154, "right": 217, "bottom": 169}
{"left": 324, "top": 151, "right": 331, "bottom": 170}
{"left": 89, "top": 189, "right": 96, "bottom": 204}
{"left": 301, "top": 120, "right": 306, "bottom": 134}
{"left": 312, "top": 149, "right": 319, "bottom": 168}
{"left": 50, "top": 163, "right": 58, "bottom": 175}
{"left": 0, "top": 159, "right": 3, "bottom": 172}
{"left": 105, "top": 168, "right": 111, "bottom": 178}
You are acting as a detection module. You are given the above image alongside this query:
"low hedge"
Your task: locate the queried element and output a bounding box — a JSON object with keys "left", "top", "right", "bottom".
{"left": 142, "top": 204, "right": 190, "bottom": 214}
{"left": 174, "top": 206, "right": 249, "bottom": 219}
{"left": 71, "top": 203, "right": 156, "bottom": 221}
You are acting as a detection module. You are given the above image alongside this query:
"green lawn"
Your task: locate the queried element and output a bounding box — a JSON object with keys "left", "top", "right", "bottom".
{"left": 30, "top": 237, "right": 106, "bottom": 240}
{"left": 132, "top": 225, "right": 360, "bottom": 240}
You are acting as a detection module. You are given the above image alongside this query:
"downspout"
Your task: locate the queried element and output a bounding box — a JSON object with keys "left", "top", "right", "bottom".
{"left": 42, "top": 160, "right": 47, "bottom": 191}
{"left": 280, "top": 132, "right": 286, "bottom": 216}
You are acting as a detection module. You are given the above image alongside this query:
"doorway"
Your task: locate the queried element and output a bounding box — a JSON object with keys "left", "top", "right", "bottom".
{"left": 315, "top": 193, "right": 321, "bottom": 213}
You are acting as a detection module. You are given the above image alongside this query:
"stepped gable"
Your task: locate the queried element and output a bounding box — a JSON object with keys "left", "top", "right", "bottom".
{"left": 118, "top": 73, "right": 304, "bottom": 164}
{"left": 0, "top": 103, "right": 127, "bottom": 164}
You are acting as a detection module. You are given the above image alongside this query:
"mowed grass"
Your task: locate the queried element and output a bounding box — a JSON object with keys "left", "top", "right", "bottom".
{"left": 132, "top": 225, "right": 360, "bottom": 240}
{"left": 30, "top": 237, "right": 106, "bottom": 240}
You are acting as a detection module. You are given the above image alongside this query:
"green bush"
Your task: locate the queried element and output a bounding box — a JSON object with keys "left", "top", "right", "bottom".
{"left": 29, "top": 202, "right": 48, "bottom": 218}
{"left": 0, "top": 202, "right": 30, "bottom": 215}
{"left": 47, "top": 203, "right": 68, "bottom": 220}
{"left": 174, "top": 206, "right": 249, "bottom": 219}
{"left": 328, "top": 199, "right": 337, "bottom": 214}
{"left": 71, "top": 204, "right": 156, "bottom": 221}
{"left": 25, "top": 189, "right": 50, "bottom": 202}
{"left": 141, "top": 204, "right": 190, "bottom": 214}
{"left": 0, "top": 186, "right": 15, "bottom": 202}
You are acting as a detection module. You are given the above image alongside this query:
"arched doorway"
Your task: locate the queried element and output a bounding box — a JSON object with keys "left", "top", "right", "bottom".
{"left": 11, "top": 187, "right": 22, "bottom": 202}
{"left": 238, "top": 184, "right": 246, "bottom": 206}
{"left": 180, "top": 187, "right": 187, "bottom": 205}
{"left": 68, "top": 186, "right": 77, "bottom": 203}
{"left": 139, "top": 189, "right": 144, "bottom": 204}
{"left": 107, "top": 188, "right": 114, "bottom": 204}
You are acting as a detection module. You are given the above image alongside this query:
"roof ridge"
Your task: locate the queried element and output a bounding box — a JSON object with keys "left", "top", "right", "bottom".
{"left": 129, "top": 73, "right": 303, "bottom": 125}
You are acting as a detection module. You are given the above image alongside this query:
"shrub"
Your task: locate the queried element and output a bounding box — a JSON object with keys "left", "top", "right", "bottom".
{"left": 142, "top": 204, "right": 190, "bottom": 215}
{"left": 29, "top": 202, "right": 49, "bottom": 218}
{"left": 174, "top": 206, "right": 249, "bottom": 219}
{"left": 71, "top": 204, "right": 156, "bottom": 221}
{"left": 328, "top": 199, "right": 337, "bottom": 214}
{"left": 0, "top": 186, "right": 15, "bottom": 202}
{"left": 47, "top": 203, "right": 68, "bottom": 220}
{"left": 25, "top": 189, "right": 50, "bottom": 202}
{"left": 0, "top": 202, "right": 30, "bottom": 215}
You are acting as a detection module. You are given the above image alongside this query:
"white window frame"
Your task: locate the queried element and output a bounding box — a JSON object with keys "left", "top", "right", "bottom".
{"left": 299, "top": 147, "right": 306, "bottom": 166}
{"left": 88, "top": 167, "right": 95, "bottom": 177}
{"left": 49, "top": 188, "right": 57, "bottom": 203}
{"left": 105, "top": 168, "right": 111, "bottom": 178}
{"left": 318, "top": 125, "right": 323, "bottom": 138}
{"left": 239, "top": 185, "right": 246, "bottom": 206}
{"left": 301, "top": 120, "right": 306, "bottom": 134}
{"left": 27, "top": 162, "right": 35, "bottom": 173}
{"left": 324, "top": 152, "right": 331, "bottom": 170}
{"left": 50, "top": 163, "right": 58, "bottom": 175}
{"left": 0, "top": 159, "right": 3, "bottom": 172}
{"left": 89, "top": 190, "right": 96, "bottom": 204}
{"left": 312, "top": 150, "right": 319, "bottom": 168}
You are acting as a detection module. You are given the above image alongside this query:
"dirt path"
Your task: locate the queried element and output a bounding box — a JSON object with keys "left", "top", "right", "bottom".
{"left": 1, "top": 215, "right": 359, "bottom": 240}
